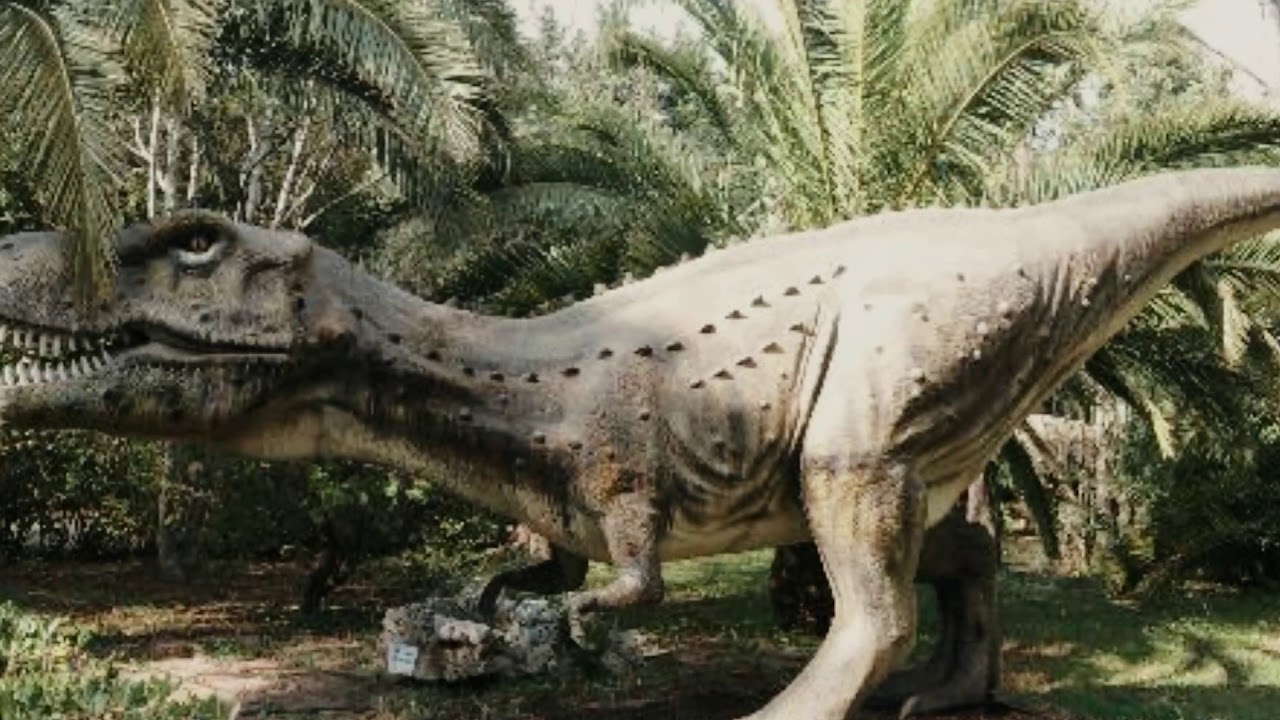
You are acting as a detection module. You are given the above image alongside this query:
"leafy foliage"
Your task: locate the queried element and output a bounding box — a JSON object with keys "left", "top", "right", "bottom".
{"left": 0, "top": 429, "right": 504, "bottom": 566}
{"left": 0, "top": 1, "right": 125, "bottom": 298}
{"left": 1115, "top": 399, "right": 1280, "bottom": 592}
{"left": 608, "top": 0, "right": 1280, "bottom": 559}
{"left": 0, "top": 602, "right": 224, "bottom": 719}
{"left": 0, "top": 0, "right": 506, "bottom": 295}
{"left": 0, "top": 432, "right": 165, "bottom": 559}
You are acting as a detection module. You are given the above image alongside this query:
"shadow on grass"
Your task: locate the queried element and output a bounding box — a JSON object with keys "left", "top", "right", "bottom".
{"left": 1035, "top": 685, "right": 1280, "bottom": 720}
{"left": 5, "top": 555, "right": 1280, "bottom": 720}
{"left": 1001, "top": 571, "right": 1280, "bottom": 720}
{"left": 0, "top": 558, "right": 443, "bottom": 661}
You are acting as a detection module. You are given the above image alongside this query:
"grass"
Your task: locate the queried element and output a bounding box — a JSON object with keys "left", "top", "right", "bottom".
{"left": 1001, "top": 572, "right": 1280, "bottom": 720}
{"left": 2, "top": 551, "right": 1279, "bottom": 719}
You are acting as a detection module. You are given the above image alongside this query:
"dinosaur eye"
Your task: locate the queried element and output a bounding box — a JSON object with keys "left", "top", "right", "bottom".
{"left": 168, "top": 226, "right": 226, "bottom": 266}
{"left": 183, "top": 235, "right": 213, "bottom": 254}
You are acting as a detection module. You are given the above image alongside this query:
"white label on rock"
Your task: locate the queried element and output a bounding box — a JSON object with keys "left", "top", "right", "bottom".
{"left": 387, "top": 642, "right": 420, "bottom": 676}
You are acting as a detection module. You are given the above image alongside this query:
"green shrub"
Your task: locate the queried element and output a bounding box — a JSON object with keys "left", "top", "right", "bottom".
{"left": 0, "top": 432, "right": 165, "bottom": 560}
{"left": 0, "top": 432, "right": 505, "bottom": 566}
{"left": 1116, "top": 404, "right": 1280, "bottom": 591}
{"left": 0, "top": 603, "right": 224, "bottom": 719}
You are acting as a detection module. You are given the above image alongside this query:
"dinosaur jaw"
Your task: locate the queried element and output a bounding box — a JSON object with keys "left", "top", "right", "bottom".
{"left": 0, "top": 315, "right": 295, "bottom": 439}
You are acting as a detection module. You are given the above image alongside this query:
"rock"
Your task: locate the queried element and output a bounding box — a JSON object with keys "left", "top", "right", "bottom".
{"left": 378, "top": 594, "right": 663, "bottom": 683}
{"left": 378, "top": 595, "right": 565, "bottom": 681}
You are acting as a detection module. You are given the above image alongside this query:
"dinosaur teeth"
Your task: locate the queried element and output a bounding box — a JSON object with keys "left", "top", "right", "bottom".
{"left": 0, "top": 352, "right": 117, "bottom": 387}
{"left": 0, "top": 320, "right": 125, "bottom": 369}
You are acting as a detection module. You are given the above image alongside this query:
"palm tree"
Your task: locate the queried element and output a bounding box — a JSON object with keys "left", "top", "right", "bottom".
{"left": 0, "top": 0, "right": 507, "bottom": 298}
{"left": 372, "top": 12, "right": 745, "bottom": 315}
{"left": 382, "top": 0, "right": 1280, "bottom": 556}
{"left": 593, "top": 0, "right": 1280, "bottom": 625}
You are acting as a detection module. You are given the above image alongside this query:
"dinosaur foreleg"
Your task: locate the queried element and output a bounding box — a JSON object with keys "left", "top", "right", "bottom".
{"left": 563, "top": 492, "right": 664, "bottom": 641}
{"left": 745, "top": 455, "right": 925, "bottom": 720}
{"left": 477, "top": 544, "right": 589, "bottom": 618}
{"left": 869, "top": 504, "right": 1001, "bottom": 717}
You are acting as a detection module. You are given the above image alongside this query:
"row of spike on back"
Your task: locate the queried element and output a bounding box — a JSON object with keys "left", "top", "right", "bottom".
{"left": 426, "top": 263, "right": 849, "bottom": 397}
{"left": 435, "top": 246, "right": 829, "bottom": 316}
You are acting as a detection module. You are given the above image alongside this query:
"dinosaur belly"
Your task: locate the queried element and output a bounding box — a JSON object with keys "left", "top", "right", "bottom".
{"left": 658, "top": 500, "right": 810, "bottom": 560}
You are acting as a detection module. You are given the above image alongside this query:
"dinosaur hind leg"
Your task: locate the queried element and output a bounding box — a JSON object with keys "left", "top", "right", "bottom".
{"left": 563, "top": 492, "right": 664, "bottom": 640}
{"left": 477, "top": 544, "right": 589, "bottom": 618}
{"left": 869, "top": 503, "right": 1001, "bottom": 716}
{"left": 744, "top": 454, "right": 926, "bottom": 720}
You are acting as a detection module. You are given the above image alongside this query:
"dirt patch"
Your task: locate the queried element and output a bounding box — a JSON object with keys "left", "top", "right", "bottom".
{"left": 126, "top": 656, "right": 380, "bottom": 716}
{"left": 2, "top": 560, "right": 1088, "bottom": 720}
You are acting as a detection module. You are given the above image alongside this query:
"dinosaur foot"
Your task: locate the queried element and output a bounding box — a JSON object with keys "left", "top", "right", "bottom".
{"left": 867, "top": 573, "right": 1000, "bottom": 718}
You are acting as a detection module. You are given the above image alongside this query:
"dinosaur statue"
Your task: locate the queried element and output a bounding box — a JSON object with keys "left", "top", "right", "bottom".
{"left": 1, "top": 166, "right": 1278, "bottom": 720}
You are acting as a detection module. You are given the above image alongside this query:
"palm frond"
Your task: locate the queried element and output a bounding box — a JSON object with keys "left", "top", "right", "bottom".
{"left": 998, "top": 102, "right": 1280, "bottom": 205}
{"left": 81, "top": 0, "right": 222, "bottom": 107}
{"left": 999, "top": 434, "right": 1060, "bottom": 558}
{"left": 892, "top": 0, "right": 1100, "bottom": 203}
{"left": 1093, "top": 325, "right": 1254, "bottom": 445}
{"left": 668, "top": 0, "right": 840, "bottom": 226}
{"left": 427, "top": 0, "right": 528, "bottom": 79}
{"left": 234, "top": 0, "right": 496, "bottom": 165}
{"left": 606, "top": 31, "right": 736, "bottom": 141}
{"left": 1083, "top": 349, "right": 1179, "bottom": 457}
{"left": 0, "top": 2, "right": 124, "bottom": 299}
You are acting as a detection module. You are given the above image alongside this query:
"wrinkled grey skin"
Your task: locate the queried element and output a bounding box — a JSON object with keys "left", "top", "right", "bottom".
{"left": 4, "top": 168, "right": 1280, "bottom": 720}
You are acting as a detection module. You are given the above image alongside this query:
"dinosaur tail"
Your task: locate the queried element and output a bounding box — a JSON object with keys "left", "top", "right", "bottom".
{"left": 1057, "top": 167, "right": 1280, "bottom": 289}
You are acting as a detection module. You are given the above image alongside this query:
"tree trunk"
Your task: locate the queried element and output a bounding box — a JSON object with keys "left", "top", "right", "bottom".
{"left": 156, "top": 445, "right": 208, "bottom": 581}
{"left": 272, "top": 116, "right": 310, "bottom": 228}
{"left": 302, "top": 516, "right": 352, "bottom": 615}
{"left": 146, "top": 98, "right": 162, "bottom": 218}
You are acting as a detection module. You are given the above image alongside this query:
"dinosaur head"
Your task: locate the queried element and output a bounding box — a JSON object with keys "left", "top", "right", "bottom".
{"left": 0, "top": 211, "right": 363, "bottom": 450}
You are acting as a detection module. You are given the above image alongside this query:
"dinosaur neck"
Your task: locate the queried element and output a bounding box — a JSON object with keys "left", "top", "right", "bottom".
{"left": 288, "top": 250, "right": 580, "bottom": 519}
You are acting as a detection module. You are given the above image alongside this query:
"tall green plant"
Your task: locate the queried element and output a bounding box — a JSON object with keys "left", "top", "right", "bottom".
{"left": 0, "top": 0, "right": 505, "bottom": 296}
{"left": 609, "top": 0, "right": 1280, "bottom": 553}
{"left": 0, "top": 2, "right": 124, "bottom": 298}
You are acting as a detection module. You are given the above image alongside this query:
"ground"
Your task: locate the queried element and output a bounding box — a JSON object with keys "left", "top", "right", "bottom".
{"left": 3, "top": 549, "right": 1279, "bottom": 720}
